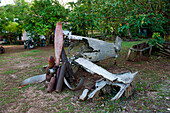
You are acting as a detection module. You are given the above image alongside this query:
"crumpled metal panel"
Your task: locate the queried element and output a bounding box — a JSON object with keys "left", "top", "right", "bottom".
{"left": 87, "top": 80, "right": 107, "bottom": 99}
{"left": 86, "top": 78, "right": 132, "bottom": 101}
{"left": 76, "top": 57, "right": 138, "bottom": 101}
{"left": 75, "top": 58, "right": 138, "bottom": 83}
{"left": 68, "top": 35, "right": 122, "bottom": 61}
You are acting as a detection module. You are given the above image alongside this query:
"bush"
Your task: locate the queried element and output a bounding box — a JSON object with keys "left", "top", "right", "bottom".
{"left": 149, "top": 33, "right": 165, "bottom": 46}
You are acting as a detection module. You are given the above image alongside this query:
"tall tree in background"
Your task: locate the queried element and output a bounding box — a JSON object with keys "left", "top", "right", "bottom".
{"left": 23, "top": 0, "right": 67, "bottom": 45}
{"left": 0, "top": 0, "right": 29, "bottom": 42}
{"left": 68, "top": 0, "right": 169, "bottom": 39}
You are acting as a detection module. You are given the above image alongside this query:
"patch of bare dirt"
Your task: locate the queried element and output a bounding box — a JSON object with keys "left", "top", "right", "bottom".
{"left": 0, "top": 45, "right": 169, "bottom": 112}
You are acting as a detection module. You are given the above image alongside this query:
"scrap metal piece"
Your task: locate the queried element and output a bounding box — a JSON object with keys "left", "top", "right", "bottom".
{"left": 114, "top": 36, "right": 122, "bottom": 51}
{"left": 55, "top": 22, "right": 63, "bottom": 65}
{"left": 61, "top": 47, "right": 74, "bottom": 77}
{"left": 47, "top": 76, "right": 56, "bottom": 93}
{"left": 79, "top": 89, "right": 90, "bottom": 101}
{"left": 67, "top": 35, "right": 122, "bottom": 61}
{"left": 75, "top": 58, "right": 117, "bottom": 81}
{"left": 87, "top": 78, "right": 137, "bottom": 101}
{"left": 87, "top": 79, "right": 107, "bottom": 99}
{"left": 56, "top": 63, "right": 66, "bottom": 92}
{"left": 21, "top": 74, "right": 46, "bottom": 86}
{"left": 110, "top": 83, "right": 130, "bottom": 101}
{"left": 64, "top": 77, "right": 84, "bottom": 91}
{"left": 75, "top": 58, "right": 138, "bottom": 83}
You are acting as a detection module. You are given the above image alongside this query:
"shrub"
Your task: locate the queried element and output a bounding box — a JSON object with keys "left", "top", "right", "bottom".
{"left": 149, "top": 33, "right": 165, "bottom": 46}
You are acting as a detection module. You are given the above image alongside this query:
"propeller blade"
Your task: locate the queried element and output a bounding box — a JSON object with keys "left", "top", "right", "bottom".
{"left": 54, "top": 22, "right": 64, "bottom": 66}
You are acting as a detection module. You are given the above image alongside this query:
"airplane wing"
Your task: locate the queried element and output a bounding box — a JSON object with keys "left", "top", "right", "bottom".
{"left": 75, "top": 58, "right": 137, "bottom": 84}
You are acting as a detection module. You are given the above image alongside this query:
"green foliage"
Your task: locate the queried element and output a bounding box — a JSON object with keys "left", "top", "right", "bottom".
{"left": 23, "top": 0, "right": 67, "bottom": 44}
{"left": 0, "top": 0, "right": 169, "bottom": 43}
{"left": 116, "top": 0, "right": 168, "bottom": 38}
{"left": 67, "top": 0, "right": 116, "bottom": 37}
{"left": 5, "top": 22, "right": 19, "bottom": 32}
{"left": 2, "top": 70, "right": 18, "bottom": 75}
{"left": 0, "top": 0, "right": 67, "bottom": 45}
{"left": 68, "top": 0, "right": 169, "bottom": 39}
{"left": 149, "top": 32, "right": 165, "bottom": 46}
{"left": 0, "top": 0, "right": 29, "bottom": 43}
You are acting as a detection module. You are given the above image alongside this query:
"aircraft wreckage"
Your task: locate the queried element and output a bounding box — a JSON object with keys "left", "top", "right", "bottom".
{"left": 21, "top": 22, "right": 138, "bottom": 101}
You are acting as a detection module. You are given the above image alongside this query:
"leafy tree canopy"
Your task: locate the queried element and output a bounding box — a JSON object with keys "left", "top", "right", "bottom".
{"left": 23, "top": 0, "right": 67, "bottom": 44}
{"left": 67, "top": 0, "right": 169, "bottom": 39}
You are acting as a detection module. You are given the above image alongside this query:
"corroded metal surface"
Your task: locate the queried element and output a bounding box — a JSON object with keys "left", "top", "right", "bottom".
{"left": 67, "top": 35, "right": 122, "bottom": 61}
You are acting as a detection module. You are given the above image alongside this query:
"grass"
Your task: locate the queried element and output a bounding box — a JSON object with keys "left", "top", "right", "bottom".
{"left": 29, "top": 50, "right": 41, "bottom": 53}
{"left": 1, "top": 70, "right": 18, "bottom": 75}
{"left": 22, "top": 53, "right": 37, "bottom": 57}
{"left": 0, "top": 42, "right": 169, "bottom": 112}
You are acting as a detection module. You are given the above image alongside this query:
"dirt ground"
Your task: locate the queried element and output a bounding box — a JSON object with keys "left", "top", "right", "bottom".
{"left": 0, "top": 44, "right": 169, "bottom": 112}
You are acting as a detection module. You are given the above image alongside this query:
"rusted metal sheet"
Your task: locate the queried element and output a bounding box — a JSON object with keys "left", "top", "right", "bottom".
{"left": 55, "top": 22, "right": 63, "bottom": 65}
{"left": 67, "top": 35, "right": 122, "bottom": 61}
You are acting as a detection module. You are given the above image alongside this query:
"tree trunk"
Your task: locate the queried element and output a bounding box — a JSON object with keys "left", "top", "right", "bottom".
{"left": 46, "top": 33, "right": 50, "bottom": 46}
{"left": 127, "top": 28, "right": 132, "bottom": 38}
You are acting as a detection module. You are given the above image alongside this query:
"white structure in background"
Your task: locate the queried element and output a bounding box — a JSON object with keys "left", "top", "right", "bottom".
{"left": 0, "top": 0, "right": 14, "bottom": 6}
{"left": 21, "top": 30, "right": 46, "bottom": 40}
{"left": 22, "top": 30, "right": 27, "bottom": 40}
